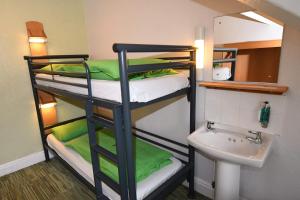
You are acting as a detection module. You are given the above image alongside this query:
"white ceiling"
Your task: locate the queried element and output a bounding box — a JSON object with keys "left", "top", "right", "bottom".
{"left": 194, "top": 0, "right": 300, "bottom": 30}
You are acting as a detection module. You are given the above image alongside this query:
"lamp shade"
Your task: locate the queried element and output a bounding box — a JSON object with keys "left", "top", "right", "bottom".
{"left": 38, "top": 91, "right": 56, "bottom": 105}
{"left": 26, "top": 21, "right": 47, "bottom": 43}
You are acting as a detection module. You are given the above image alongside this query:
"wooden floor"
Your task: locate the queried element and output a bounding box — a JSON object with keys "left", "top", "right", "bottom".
{"left": 0, "top": 158, "right": 211, "bottom": 200}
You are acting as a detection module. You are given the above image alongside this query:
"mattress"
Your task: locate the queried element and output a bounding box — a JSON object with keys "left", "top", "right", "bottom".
{"left": 36, "top": 71, "right": 189, "bottom": 103}
{"left": 47, "top": 134, "right": 182, "bottom": 200}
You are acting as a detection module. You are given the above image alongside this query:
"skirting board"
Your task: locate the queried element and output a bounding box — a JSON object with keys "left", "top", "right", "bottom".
{"left": 0, "top": 151, "right": 46, "bottom": 177}
{"left": 183, "top": 177, "right": 214, "bottom": 199}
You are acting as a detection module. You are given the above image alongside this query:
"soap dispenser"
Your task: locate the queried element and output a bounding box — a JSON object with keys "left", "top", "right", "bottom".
{"left": 259, "top": 101, "right": 271, "bottom": 128}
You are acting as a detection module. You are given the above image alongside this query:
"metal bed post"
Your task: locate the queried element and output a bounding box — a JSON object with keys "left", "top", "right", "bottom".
{"left": 113, "top": 106, "right": 129, "bottom": 200}
{"left": 83, "top": 61, "right": 107, "bottom": 200}
{"left": 188, "top": 50, "right": 196, "bottom": 198}
{"left": 229, "top": 49, "right": 237, "bottom": 81}
{"left": 117, "top": 50, "right": 137, "bottom": 200}
{"left": 26, "top": 58, "right": 50, "bottom": 161}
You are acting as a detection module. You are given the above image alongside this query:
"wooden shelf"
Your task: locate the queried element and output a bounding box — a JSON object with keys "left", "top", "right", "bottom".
{"left": 199, "top": 81, "right": 288, "bottom": 95}
{"left": 223, "top": 40, "right": 282, "bottom": 50}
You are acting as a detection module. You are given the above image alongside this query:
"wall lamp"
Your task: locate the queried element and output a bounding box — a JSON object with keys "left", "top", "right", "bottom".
{"left": 26, "top": 21, "right": 55, "bottom": 109}
{"left": 25, "top": 21, "right": 57, "bottom": 126}
{"left": 38, "top": 91, "right": 57, "bottom": 109}
{"left": 194, "top": 26, "right": 205, "bottom": 80}
{"left": 26, "top": 21, "right": 48, "bottom": 43}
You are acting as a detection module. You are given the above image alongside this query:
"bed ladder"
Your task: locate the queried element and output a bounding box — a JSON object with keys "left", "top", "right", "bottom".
{"left": 86, "top": 106, "right": 130, "bottom": 200}
{"left": 84, "top": 61, "right": 130, "bottom": 200}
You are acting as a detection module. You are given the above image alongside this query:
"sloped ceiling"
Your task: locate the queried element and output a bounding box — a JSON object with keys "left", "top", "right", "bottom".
{"left": 238, "top": 0, "right": 300, "bottom": 30}
{"left": 194, "top": 0, "right": 300, "bottom": 30}
{"left": 264, "top": 0, "right": 300, "bottom": 18}
{"left": 192, "top": 0, "right": 251, "bottom": 15}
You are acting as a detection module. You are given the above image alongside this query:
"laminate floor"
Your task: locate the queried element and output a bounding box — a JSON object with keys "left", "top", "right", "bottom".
{"left": 0, "top": 158, "right": 211, "bottom": 200}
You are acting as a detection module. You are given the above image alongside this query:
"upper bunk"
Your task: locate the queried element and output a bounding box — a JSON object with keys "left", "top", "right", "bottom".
{"left": 24, "top": 43, "right": 196, "bottom": 110}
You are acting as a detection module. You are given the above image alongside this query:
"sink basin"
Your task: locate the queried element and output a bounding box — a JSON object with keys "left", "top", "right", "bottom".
{"left": 187, "top": 125, "right": 273, "bottom": 168}
{"left": 187, "top": 123, "right": 273, "bottom": 200}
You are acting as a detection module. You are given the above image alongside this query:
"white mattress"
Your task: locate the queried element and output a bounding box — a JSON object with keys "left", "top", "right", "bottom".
{"left": 47, "top": 134, "right": 182, "bottom": 200}
{"left": 36, "top": 71, "right": 189, "bottom": 103}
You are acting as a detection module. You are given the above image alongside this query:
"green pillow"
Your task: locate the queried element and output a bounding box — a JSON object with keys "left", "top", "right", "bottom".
{"left": 40, "top": 58, "right": 176, "bottom": 81}
{"left": 52, "top": 119, "right": 91, "bottom": 142}
{"left": 86, "top": 58, "right": 172, "bottom": 80}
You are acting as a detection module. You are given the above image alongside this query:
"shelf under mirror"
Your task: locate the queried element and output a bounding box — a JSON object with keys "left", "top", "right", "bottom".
{"left": 199, "top": 81, "right": 288, "bottom": 95}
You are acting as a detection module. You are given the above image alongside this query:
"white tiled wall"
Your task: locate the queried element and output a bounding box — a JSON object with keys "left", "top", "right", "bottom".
{"left": 205, "top": 89, "right": 287, "bottom": 135}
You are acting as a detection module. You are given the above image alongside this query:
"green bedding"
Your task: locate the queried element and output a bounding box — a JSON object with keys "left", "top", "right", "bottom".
{"left": 51, "top": 119, "right": 102, "bottom": 142}
{"left": 51, "top": 119, "right": 88, "bottom": 142}
{"left": 41, "top": 58, "right": 177, "bottom": 80}
{"left": 64, "top": 128, "right": 172, "bottom": 183}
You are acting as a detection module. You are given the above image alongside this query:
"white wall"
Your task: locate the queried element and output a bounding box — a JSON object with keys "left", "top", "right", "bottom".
{"left": 205, "top": 24, "right": 300, "bottom": 199}
{"left": 85, "top": 0, "right": 218, "bottom": 59}
{"left": 85, "top": 0, "right": 219, "bottom": 197}
{"left": 214, "top": 15, "right": 283, "bottom": 45}
{"left": 205, "top": 89, "right": 286, "bottom": 135}
{"left": 238, "top": 25, "right": 300, "bottom": 200}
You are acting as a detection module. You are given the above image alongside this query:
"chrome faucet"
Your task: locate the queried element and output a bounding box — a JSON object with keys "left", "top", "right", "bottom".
{"left": 246, "top": 130, "right": 262, "bottom": 144}
{"left": 207, "top": 121, "right": 215, "bottom": 130}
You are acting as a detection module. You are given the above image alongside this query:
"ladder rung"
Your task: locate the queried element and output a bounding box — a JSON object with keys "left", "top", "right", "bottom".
{"left": 93, "top": 114, "right": 114, "bottom": 128}
{"left": 96, "top": 171, "right": 120, "bottom": 194}
{"left": 93, "top": 145, "right": 118, "bottom": 164}
{"left": 213, "top": 58, "right": 236, "bottom": 63}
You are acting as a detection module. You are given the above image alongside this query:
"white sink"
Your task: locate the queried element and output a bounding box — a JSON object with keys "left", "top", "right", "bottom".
{"left": 187, "top": 125, "right": 273, "bottom": 168}
{"left": 187, "top": 122, "right": 273, "bottom": 200}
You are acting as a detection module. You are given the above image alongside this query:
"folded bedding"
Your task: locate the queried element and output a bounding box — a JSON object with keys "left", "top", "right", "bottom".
{"left": 64, "top": 128, "right": 172, "bottom": 183}
{"left": 41, "top": 58, "right": 177, "bottom": 81}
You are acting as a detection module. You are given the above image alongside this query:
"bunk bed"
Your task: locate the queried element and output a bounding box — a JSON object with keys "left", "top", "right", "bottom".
{"left": 213, "top": 48, "right": 237, "bottom": 81}
{"left": 24, "top": 43, "right": 196, "bottom": 200}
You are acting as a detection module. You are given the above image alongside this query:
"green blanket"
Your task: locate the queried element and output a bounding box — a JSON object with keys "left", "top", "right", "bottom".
{"left": 41, "top": 58, "right": 177, "bottom": 80}
{"left": 64, "top": 128, "right": 172, "bottom": 183}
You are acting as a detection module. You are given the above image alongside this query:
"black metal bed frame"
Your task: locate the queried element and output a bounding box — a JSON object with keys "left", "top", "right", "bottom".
{"left": 24, "top": 43, "right": 196, "bottom": 200}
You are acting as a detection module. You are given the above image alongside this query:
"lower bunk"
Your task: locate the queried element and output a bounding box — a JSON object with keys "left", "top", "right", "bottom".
{"left": 45, "top": 119, "right": 189, "bottom": 200}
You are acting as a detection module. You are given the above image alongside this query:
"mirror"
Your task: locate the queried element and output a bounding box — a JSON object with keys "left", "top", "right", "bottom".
{"left": 212, "top": 11, "right": 284, "bottom": 83}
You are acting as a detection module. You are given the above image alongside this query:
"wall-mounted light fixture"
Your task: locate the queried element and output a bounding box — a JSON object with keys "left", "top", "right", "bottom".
{"left": 240, "top": 11, "right": 281, "bottom": 27}
{"left": 38, "top": 91, "right": 57, "bottom": 109}
{"left": 26, "top": 21, "right": 48, "bottom": 43}
{"left": 39, "top": 90, "right": 57, "bottom": 127}
{"left": 195, "top": 26, "right": 205, "bottom": 80}
{"left": 25, "top": 21, "right": 57, "bottom": 126}
{"left": 26, "top": 21, "right": 48, "bottom": 58}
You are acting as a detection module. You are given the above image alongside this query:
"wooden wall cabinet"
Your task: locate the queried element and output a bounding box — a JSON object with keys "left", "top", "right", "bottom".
{"left": 224, "top": 40, "right": 281, "bottom": 83}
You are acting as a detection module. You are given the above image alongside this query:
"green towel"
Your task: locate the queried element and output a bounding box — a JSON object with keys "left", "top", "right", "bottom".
{"left": 41, "top": 58, "right": 177, "bottom": 80}
{"left": 64, "top": 128, "right": 172, "bottom": 183}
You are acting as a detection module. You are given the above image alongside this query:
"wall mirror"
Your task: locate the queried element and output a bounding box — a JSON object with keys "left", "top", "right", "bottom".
{"left": 212, "top": 11, "right": 284, "bottom": 83}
